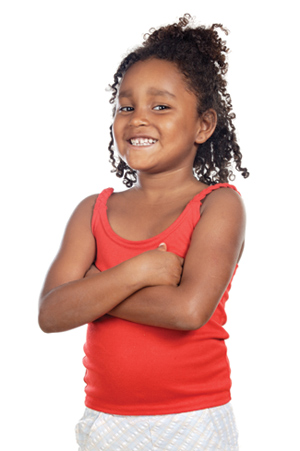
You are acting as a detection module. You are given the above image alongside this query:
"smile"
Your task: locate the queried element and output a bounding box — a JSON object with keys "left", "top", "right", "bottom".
{"left": 130, "top": 138, "right": 157, "bottom": 146}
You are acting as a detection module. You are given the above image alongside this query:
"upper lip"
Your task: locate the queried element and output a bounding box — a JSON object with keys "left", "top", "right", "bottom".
{"left": 127, "top": 135, "right": 158, "bottom": 142}
{"left": 126, "top": 131, "right": 158, "bottom": 140}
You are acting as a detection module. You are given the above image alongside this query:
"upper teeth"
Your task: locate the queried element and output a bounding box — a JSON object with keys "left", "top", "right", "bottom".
{"left": 130, "top": 138, "right": 157, "bottom": 146}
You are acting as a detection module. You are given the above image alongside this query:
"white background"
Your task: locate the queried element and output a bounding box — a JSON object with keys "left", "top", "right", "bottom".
{"left": 1, "top": 1, "right": 299, "bottom": 449}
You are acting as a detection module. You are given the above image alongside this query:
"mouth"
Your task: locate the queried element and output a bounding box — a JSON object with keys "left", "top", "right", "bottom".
{"left": 129, "top": 137, "right": 158, "bottom": 147}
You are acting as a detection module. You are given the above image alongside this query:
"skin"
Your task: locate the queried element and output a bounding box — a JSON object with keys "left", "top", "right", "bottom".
{"left": 38, "top": 58, "right": 246, "bottom": 333}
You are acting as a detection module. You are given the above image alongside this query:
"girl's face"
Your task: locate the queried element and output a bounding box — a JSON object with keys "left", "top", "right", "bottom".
{"left": 113, "top": 58, "right": 215, "bottom": 176}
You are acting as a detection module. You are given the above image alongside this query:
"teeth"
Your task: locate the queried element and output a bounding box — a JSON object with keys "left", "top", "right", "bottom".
{"left": 130, "top": 138, "right": 157, "bottom": 146}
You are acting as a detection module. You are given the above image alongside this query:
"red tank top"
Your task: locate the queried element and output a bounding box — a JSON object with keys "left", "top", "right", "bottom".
{"left": 83, "top": 183, "right": 239, "bottom": 415}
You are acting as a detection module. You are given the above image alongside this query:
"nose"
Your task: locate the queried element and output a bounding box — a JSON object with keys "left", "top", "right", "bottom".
{"left": 129, "top": 107, "right": 149, "bottom": 127}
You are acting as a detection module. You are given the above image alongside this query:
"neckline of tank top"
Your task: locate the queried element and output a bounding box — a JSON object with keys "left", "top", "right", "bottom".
{"left": 99, "top": 183, "right": 238, "bottom": 245}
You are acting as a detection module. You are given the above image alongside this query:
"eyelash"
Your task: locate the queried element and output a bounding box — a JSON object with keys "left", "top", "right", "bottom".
{"left": 119, "top": 106, "right": 134, "bottom": 112}
{"left": 153, "top": 105, "right": 169, "bottom": 111}
{"left": 119, "top": 105, "right": 169, "bottom": 113}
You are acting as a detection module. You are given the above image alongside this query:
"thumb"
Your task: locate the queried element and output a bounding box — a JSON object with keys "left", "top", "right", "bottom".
{"left": 157, "top": 242, "right": 167, "bottom": 251}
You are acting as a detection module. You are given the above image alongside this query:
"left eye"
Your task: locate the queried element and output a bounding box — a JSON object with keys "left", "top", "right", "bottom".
{"left": 119, "top": 106, "right": 134, "bottom": 112}
{"left": 153, "top": 105, "right": 169, "bottom": 111}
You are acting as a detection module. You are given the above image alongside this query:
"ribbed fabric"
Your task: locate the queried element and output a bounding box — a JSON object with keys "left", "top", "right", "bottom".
{"left": 75, "top": 402, "right": 239, "bottom": 450}
{"left": 83, "top": 184, "right": 239, "bottom": 415}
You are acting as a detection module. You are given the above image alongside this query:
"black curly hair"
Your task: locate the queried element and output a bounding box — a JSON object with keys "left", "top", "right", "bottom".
{"left": 108, "top": 14, "right": 249, "bottom": 187}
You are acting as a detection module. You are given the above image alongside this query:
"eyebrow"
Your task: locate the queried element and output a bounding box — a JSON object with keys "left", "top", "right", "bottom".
{"left": 118, "top": 87, "right": 176, "bottom": 99}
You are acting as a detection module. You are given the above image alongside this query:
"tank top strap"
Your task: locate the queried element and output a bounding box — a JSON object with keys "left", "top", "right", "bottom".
{"left": 95, "top": 188, "right": 114, "bottom": 207}
{"left": 191, "top": 183, "right": 240, "bottom": 207}
{"left": 92, "top": 188, "right": 114, "bottom": 234}
{"left": 93, "top": 187, "right": 114, "bottom": 214}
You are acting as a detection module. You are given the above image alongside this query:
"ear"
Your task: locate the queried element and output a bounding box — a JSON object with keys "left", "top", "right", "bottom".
{"left": 195, "top": 109, "right": 217, "bottom": 144}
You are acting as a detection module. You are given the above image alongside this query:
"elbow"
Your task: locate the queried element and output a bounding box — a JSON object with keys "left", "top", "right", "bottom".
{"left": 38, "top": 290, "right": 68, "bottom": 333}
{"left": 38, "top": 309, "right": 55, "bottom": 334}
{"left": 38, "top": 292, "right": 53, "bottom": 333}
{"left": 38, "top": 318, "right": 51, "bottom": 334}
{"left": 38, "top": 315, "right": 64, "bottom": 334}
{"left": 178, "top": 314, "right": 206, "bottom": 331}
{"left": 175, "top": 300, "right": 212, "bottom": 331}
{"left": 38, "top": 300, "right": 61, "bottom": 334}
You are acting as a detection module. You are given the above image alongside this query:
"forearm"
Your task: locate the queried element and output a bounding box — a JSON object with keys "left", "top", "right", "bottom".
{"left": 39, "top": 262, "right": 144, "bottom": 333}
{"left": 39, "top": 245, "right": 184, "bottom": 333}
{"left": 108, "top": 284, "right": 199, "bottom": 331}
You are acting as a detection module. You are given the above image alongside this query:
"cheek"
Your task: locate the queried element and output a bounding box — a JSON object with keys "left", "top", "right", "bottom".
{"left": 112, "top": 121, "right": 121, "bottom": 149}
{"left": 112, "top": 118, "right": 118, "bottom": 139}
{"left": 112, "top": 120, "right": 129, "bottom": 161}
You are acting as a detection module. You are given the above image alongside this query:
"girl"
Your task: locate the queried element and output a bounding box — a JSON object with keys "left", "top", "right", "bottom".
{"left": 39, "top": 14, "right": 249, "bottom": 450}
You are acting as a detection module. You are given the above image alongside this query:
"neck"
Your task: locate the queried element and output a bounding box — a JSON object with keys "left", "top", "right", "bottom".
{"left": 133, "top": 167, "right": 200, "bottom": 200}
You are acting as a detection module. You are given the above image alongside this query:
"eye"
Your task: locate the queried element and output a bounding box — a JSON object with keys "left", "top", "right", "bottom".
{"left": 119, "top": 106, "right": 134, "bottom": 113}
{"left": 153, "top": 105, "right": 169, "bottom": 111}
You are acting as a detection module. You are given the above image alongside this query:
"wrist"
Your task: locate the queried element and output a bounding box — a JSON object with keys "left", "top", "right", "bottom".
{"left": 117, "top": 256, "right": 149, "bottom": 292}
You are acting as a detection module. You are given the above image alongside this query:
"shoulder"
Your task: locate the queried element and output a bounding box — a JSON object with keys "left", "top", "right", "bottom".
{"left": 186, "top": 185, "right": 246, "bottom": 270}
{"left": 63, "top": 194, "right": 100, "bottom": 238}
{"left": 77, "top": 193, "right": 99, "bottom": 208}
{"left": 200, "top": 185, "right": 245, "bottom": 219}
{"left": 194, "top": 185, "right": 246, "bottom": 249}
{"left": 78, "top": 188, "right": 115, "bottom": 213}
{"left": 71, "top": 194, "right": 99, "bottom": 220}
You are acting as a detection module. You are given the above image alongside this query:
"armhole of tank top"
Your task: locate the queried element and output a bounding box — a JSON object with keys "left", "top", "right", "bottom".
{"left": 91, "top": 195, "right": 100, "bottom": 236}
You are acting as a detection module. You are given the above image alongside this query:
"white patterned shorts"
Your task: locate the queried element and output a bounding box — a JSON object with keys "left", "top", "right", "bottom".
{"left": 75, "top": 402, "right": 239, "bottom": 450}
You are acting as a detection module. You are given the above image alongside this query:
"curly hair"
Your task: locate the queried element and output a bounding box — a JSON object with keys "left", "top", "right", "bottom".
{"left": 108, "top": 14, "right": 249, "bottom": 187}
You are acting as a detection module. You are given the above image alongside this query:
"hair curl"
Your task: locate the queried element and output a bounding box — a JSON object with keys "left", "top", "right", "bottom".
{"left": 108, "top": 14, "right": 249, "bottom": 187}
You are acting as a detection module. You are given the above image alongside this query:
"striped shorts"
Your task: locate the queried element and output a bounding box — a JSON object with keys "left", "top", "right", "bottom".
{"left": 75, "top": 402, "right": 239, "bottom": 450}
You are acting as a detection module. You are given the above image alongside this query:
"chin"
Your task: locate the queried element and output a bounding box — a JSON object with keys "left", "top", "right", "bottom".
{"left": 125, "top": 158, "right": 157, "bottom": 172}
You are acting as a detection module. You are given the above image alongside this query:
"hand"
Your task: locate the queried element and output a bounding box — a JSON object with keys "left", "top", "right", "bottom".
{"left": 134, "top": 243, "right": 184, "bottom": 288}
{"left": 84, "top": 244, "right": 184, "bottom": 288}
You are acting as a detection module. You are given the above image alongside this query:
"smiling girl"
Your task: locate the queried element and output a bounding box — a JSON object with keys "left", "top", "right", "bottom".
{"left": 39, "top": 14, "right": 249, "bottom": 450}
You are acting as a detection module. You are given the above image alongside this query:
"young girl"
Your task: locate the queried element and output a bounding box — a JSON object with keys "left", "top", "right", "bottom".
{"left": 39, "top": 14, "right": 249, "bottom": 450}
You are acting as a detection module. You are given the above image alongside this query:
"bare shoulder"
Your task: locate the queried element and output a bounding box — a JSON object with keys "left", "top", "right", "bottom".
{"left": 191, "top": 186, "right": 246, "bottom": 259}
{"left": 191, "top": 185, "right": 246, "bottom": 264}
{"left": 54, "top": 192, "right": 100, "bottom": 258}
{"left": 62, "top": 193, "right": 99, "bottom": 235}
{"left": 79, "top": 193, "right": 99, "bottom": 206}
{"left": 200, "top": 186, "right": 245, "bottom": 221}
{"left": 71, "top": 193, "right": 99, "bottom": 219}
{"left": 57, "top": 193, "right": 100, "bottom": 256}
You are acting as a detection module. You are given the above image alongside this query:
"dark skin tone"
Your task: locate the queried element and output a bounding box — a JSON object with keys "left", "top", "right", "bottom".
{"left": 39, "top": 58, "right": 245, "bottom": 333}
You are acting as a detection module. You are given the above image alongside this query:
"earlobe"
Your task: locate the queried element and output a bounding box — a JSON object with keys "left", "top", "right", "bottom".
{"left": 195, "top": 109, "right": 217, "bottom": 144}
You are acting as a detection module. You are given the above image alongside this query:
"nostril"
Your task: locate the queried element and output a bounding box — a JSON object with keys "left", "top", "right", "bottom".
{"left": 129, "top": 112, "right": 149, "bottom": 127}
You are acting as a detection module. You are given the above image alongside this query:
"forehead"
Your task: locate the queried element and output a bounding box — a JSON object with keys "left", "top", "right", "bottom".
{"left": 118, "top": 58, "right": 193, "bottom": 98}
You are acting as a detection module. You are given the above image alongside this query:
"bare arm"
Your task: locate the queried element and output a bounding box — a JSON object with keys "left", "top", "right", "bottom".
{"left": 38, "top": 196, "right": 183, "bottom": 333}
{"left": 107, "top": 189, "right": 246, "bottom": 330}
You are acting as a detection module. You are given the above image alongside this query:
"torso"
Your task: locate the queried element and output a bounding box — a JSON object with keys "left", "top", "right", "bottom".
{"left": 84, "top": 182, "right": 240, "bottom": 414}
{"left": 106, "top": 182, "right": 208, "bottom": 241}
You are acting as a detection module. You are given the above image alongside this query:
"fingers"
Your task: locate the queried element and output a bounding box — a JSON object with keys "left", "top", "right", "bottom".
{"left": 178, "top": 256, "right": 184, "bottom": 266}
{"left": 157, "top": 243, "right": 184, "bottom": 265}
{"left": 157, "top": 242, "right": 167, "bottom": 251}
